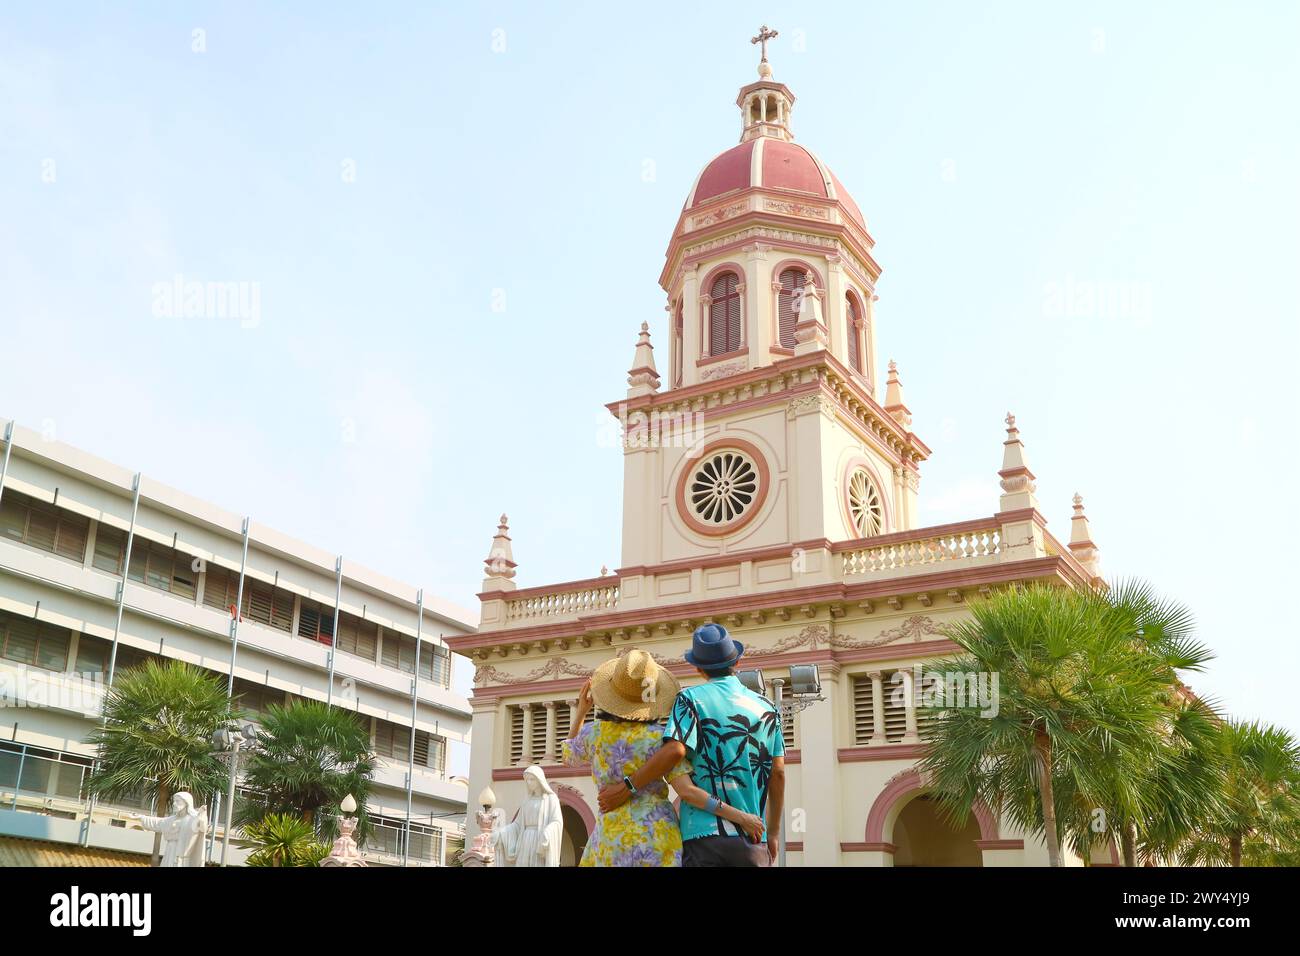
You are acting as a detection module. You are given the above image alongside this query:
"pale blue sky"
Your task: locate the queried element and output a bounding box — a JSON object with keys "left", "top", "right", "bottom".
{"left": 2, "top": 3, "right": 1298, "bottom": 730}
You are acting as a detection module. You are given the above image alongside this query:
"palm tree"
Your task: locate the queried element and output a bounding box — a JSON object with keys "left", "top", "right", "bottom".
{"left": 87, "top": 659, "right": 237, "bottom": 865}
{"left": 1180, "top": 720, "right": 1300, "bottom": 866}
{"left": 238, "top": 813, "right": 330, "bottom": 867}
{"left": 1069, "top": 580, "right": 1221, "bottom": 866}
{"left": 918, "top": 583, "right": 1180, "bottom": 866}
{"left": 234, "top": 700, "right": 374, "bottom": 842}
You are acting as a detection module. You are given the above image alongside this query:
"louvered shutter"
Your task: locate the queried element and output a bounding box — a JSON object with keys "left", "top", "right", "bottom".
{"left": 509, "top": 708, "right": 524, "bottom": 764}
{"left": 553, "top": 705, "right": 571, "bottom": 760}
{"left": 530, "top": 705, "right": 547, "bottom": 761}
{"left": 25, "top": 506, "right": 57, "bottom": 552}
{"left": 2, "top": 615, "right": 39, "bottom": 665}
{"left": 781, "top": 707, "right": 795, "bottom": 750}
{"left": 54, "top": 512, "right": 89, "bottom": 561}
{"left": 92, "top": 524, "right": 126, "bottom": 573}
{"left": 852, "top": 674, "right": 876, "bottom": 745}
{"left": 846, "top": 295, "right": 862, "bottom": 371}
{"left": 0, "top": 494, "right": 25, "bottom": 541}
{"left": 709, "top": 273, "right": 741, "bottom": 356}
{"left": 883, "top": 671, "right": 908, "bottom": 742}
{"left": 777, "top": 268, "right": 805, "bottom": 349}
{"left": 36, "top": 623, "right": 70, "bottom": 670}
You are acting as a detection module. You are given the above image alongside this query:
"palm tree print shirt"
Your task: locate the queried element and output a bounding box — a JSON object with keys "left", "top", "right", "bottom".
{"left": 663, "top": 675, "right": 784, "bottom": 842}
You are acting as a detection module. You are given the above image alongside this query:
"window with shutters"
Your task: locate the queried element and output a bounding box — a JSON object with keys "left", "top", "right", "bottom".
{"left": 553, "top": 704, "right": 572, "bottom": 761}
{"left": 127, "top": 538, "right": 198, "bottom": 600}
{"left": 373, "top": 720, "right": 411, "bottom": 761}
{"left": 916, "top": 672, "right": 942, "bottom": 740}
{"left": 707, "top": 272, "right": 742, "bottom": 356}
{"left": 413, "top": 732, "right": 446, "bottom": 773}
{"left": 296, "top": 599, "right": 335, "bottom": 645}
{"left": 845, "top": 292, "right": 863, "bottom": 373}
{"left": 242, "top": 579, "right": 293, "bottom": 632}
{"left": 205, "top": 569, "right": 293, "bottom": 633}
{"left": 0, "top": 609, "right": 71, "bottom": 671}
{"left": 0, "top": 491, "right": 90, "bottom": 562}
{"left": 530, "top": 704, "right": 547, "bottom": 761}
{"left": 672, "top": 301, "right": 684, "bottom": 387}
{"left": 232, "top": 677, "right": 283, "bottom": 717}
{"left": 92, "top": 523, "right": 127, "bottom": 574}
{"left": 781, "top": 706, "right": 795, "bottom": 751}
{"left": 509, "top": 707, "right": 524, "bottom": 765}
{"left": 882, "top": 671, "right": 909, "bottom": 743}
{"left": 380, "top": 630, "right": 418, "bottom": 675}
{"left": 852, "top": 673, "right": 877, "bottom": 745}
{"left": 419, "top": 643, "right": 451, "bottom": 687}
{"left": 776, "top": 267, "right": 808, "bottom": 349}
{"left": 335, "top": 612, "right": 378, "bottom": 661}
{"left": 73, "top": 633, "right": 148, "bottom": 676}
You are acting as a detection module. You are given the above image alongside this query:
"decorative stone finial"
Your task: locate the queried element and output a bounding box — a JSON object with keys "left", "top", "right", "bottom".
{"left": 599, "top": 564, "right": 608, "bottom": 577}
{"left": 1068, "top": 492, "right": 1101, "bottom": 576}
{"left": 997, "top": 411, "right": 1038, "bottom": 512}
{"left": 626, "top": 321, "right": 661, "bottom": 398}
{"left": 883, "top": 359, "right": 913, "bottom": 429}
{"left": 482, "top": 513, "right": 517, "bottom": 591}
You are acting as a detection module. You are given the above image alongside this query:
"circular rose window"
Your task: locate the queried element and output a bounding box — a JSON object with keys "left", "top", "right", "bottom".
{"left": 690, "top": 449, "right": 759, "bottom": 525}
{"left": 847, "top": 467, "right": 884, "bottom": 537}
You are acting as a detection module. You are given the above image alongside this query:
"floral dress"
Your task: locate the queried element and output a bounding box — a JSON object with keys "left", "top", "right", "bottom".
{"left": 562, "top": 719, "right": 692, "bottom": 867}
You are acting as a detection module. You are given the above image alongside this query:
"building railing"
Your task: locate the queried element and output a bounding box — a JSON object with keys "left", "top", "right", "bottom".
{"left": 839, "top": 524, "right": 1002, "bottom": 576}
{"left": 505, "top": 580, "right": 621, "bottom": 623}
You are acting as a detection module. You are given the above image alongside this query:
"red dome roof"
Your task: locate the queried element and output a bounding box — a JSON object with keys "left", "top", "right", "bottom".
{"left": 685, "top": 137, "right": 865, "bottom": 229}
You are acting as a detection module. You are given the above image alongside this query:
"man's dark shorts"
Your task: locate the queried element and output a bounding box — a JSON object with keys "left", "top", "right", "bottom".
{"left": 682, "top": 835, "right": 771, "bottom": 867}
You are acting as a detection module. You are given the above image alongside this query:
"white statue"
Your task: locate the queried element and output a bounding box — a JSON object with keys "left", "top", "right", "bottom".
{"left": 495, "top": 766, "right": 563, "bottom": 867}
{"left": 461, "top": 786, "right": 505, "bottom": 868}
{"left": 130, "top": 791, "right": 209, "bottom": 867}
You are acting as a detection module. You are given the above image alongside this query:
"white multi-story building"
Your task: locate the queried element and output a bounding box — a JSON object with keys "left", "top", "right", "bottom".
{"left": 0, "top": 418, "right": 475, "bottom": 866}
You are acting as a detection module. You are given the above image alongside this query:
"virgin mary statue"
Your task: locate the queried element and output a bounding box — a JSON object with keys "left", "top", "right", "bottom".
{"left": 495, "top": 765, "right": 563, "bottom": 867}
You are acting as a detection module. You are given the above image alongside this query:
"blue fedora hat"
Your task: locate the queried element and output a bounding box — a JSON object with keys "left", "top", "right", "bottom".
{"left": 684, "top": 623, "right": 744, "bottom": 669}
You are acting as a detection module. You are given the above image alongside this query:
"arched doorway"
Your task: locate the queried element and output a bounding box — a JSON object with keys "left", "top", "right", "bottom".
{"left": 559, "top": 804, "right": 589, "bottom": 866}
{"left": 891, "top": 795, "right": 983, "bottom": 867}
{"left": 865, "top": 769, "right": 1002, "bottom": 867}
{"left": 551, "top": 784, "right": 594, "bottom": 867}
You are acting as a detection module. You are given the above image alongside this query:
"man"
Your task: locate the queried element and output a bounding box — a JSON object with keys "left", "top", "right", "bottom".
{"left": 597, "top": 623, "right": 786, "bottom": 866}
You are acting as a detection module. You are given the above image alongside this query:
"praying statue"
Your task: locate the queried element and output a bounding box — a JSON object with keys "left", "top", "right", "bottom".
{"left": 129, "top": 791, "right": 209, "bottom": 867}
{"left": 495, "top": 765, "right": 563, "bottom": 867}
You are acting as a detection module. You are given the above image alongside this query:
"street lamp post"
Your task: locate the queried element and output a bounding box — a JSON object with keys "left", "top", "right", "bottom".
{"left": 738, "top": 664, "right": 824, "bottom": 869}
{"left": 212, "top": 722, "right": 258, "bottom": 867}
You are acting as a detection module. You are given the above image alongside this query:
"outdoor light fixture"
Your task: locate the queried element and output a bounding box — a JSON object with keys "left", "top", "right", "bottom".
{"left": 788, "top": 664, "right": 821, "bottom": 697}
{"left": 736, "top": 669, "right": 766, "bottom": 695}
{"left": 340, "top": 794, "right": 358, "bottom": 816}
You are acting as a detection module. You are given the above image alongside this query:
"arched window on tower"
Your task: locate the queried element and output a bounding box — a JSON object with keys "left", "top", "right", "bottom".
{"left": 673, "top": 300, "right": 684, "bottom": 386}
{"left": 708, "top": 272, "right": 742, "bottom": 356}
{"left": 846, "top": 292, "right": 863, "bottom": 373}
{"left": 777, "top": 267, "right": 807, "bottom": 350}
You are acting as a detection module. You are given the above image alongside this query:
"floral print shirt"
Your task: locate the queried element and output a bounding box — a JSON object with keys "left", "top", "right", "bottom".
{"left": 562, "top": 719, "right": 692, "bottom": 867}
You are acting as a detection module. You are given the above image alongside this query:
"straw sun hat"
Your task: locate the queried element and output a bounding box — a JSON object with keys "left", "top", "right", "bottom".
{"left": 590, "top": 648, "right": 680, "bottom": 722}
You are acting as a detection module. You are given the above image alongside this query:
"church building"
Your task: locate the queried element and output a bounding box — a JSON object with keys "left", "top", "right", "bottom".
{"left": 446, "top": 33, "right": 1106, "bottom": 867}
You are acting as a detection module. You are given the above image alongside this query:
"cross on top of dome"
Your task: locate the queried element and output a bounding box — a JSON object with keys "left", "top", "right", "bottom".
{"left": 751, "top": 24, "right": 779, "bottom": 79}
{"left": 737, "top": 25, "right": 795, "bottom": 143}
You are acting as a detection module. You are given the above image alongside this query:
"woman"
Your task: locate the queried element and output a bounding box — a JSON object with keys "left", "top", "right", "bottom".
{"left": 563, "top": 648, "right": 764, "bottom": 866}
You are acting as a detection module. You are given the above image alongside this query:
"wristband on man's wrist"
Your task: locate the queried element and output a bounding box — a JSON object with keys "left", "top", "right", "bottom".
{"left": 704, "top": 795, "right": 721, "bottom": 814}
{"left": 623, "top": 775, "right": 638, "bottom": 795}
